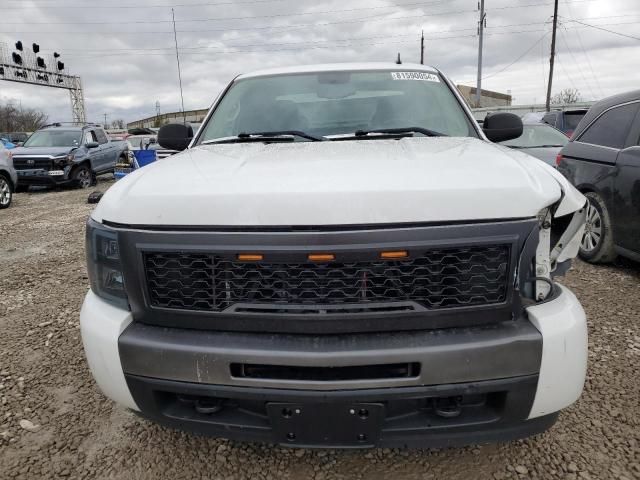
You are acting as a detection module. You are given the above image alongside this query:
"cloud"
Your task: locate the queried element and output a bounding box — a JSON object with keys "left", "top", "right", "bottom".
{"left": 1, "top": 0, "right": 638, "bottom": 123}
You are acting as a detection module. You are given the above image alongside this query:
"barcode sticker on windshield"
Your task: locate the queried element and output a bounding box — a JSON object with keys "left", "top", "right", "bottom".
{"left": 391, "top": 72, "right": 440, "bottom": 82}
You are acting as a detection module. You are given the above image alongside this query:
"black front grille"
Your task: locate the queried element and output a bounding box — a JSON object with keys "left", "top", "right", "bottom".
{"left": 12, "top": 157, "right": 52, "bottom": 170}
{"left": 144, "top": 245, "right": 510, "bottom": 313}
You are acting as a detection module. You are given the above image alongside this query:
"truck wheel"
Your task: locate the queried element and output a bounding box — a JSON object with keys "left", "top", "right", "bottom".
{"left": 72, "top": 165, "right": 93, "bottom": 189}
{"left": 0, "top": 174, "right": 13, "bottom": 209}
{"left": 579, "top": 192, "right": 616, "bottom": 263}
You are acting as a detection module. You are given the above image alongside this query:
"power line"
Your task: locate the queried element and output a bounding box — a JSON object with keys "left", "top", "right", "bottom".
{"left": 482, "top": 31, "right": 549, "bottom": 81}
{"left": 562, "top": 1, "right": 605, "bottom": 97}
{"left": 50, "top": 27, "right": 564, "bottom": 59}
{"left": 60, "top": 35, "right": 478, "bottom": 59}
{"left": 13, "top": 21, "right": 634, "bottom": 60}
{"left": 568, "top": 18, "right": 640, "bottom": 41}
{"left": 555, "top": 52, "right": 581, "bottom": 94}
{"left": 1, "top": 0, "right": 595, "bottom": 10}
{"left": 5, "top": 10, "right": 628, "bottom": 40}
{"left": 4, "top": 0, "right": 291, "bottom": 9}
{"left": 3, "top": 0, "right": 598, "bottom": 26}
{"left": 3, "top": 0, "right": 453, "bottom": 24}
{"left": 5, "top": 15, "right": 637, "bottom": 42}
{"left": 0, "top": 9, "right": 474, "bottom": 34}
{"left": 557, "top": 27, "right": 597, "bottom": 99}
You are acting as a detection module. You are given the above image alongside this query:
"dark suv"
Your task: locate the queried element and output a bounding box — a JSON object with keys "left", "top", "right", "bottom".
{"left": 542, "top": 109, "right": 588, "bottom": 137}
{"left": 557, "top": 90, "right": 640, "bottom": 263}
{"left": 10, "top": 123, "right": 128, "bottom": 189}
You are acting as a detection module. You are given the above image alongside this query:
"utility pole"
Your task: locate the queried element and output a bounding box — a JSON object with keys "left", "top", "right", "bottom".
{"left": 103, "top": 113, "right": 108, "bottom": 126}
{"left": 172, "top": 8, "right": 186, "bottom": 123}
{"left": 475, "top": 0, "right": 486, "bottom": 108}
{"left": 545, "top": 0, "right": 559, "bottom": 111}
{"left": 420, "top": 30, "right": 425, "bottom": 65}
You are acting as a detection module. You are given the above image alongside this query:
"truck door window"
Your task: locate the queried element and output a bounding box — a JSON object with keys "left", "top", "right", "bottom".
{"left": 95, "top": 129, "right": 108, "bottom": 144}
{"left": 85, "top": 131, "right": 98, "bottom": 145}
{"left": 578, "top": 102, "right": 640, "bottom": 149}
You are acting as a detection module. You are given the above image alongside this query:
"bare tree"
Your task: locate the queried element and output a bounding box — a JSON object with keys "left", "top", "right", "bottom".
{"left": 551, "top": 88, "right": 581, "bottom": 105}
{"left": 111, "top": 119, "right": 125, "bottom": 129}
{"left": 0, "top": 102, "right": 48, "bottom": 132}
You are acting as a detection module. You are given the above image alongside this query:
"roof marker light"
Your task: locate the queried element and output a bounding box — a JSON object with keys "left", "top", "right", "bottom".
{"left": 308, "top": 254, "right": 335, "bottom": 262}
{"left": 237, "top": 254, "right": 263, "bottom": 261}
{"left": 381, "top": 250, "right": 408, "bottom": 259}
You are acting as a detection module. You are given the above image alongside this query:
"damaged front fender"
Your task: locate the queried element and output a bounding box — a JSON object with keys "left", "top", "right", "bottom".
{"left": 540, "top": 162, "right": 587, "bottom": 218}
{"left": 533, "top": 164, "right": 587, "bottom": 300}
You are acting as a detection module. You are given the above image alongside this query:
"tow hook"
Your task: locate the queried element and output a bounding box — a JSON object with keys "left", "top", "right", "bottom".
{"left": 434, "top": 396, "right": 463, "bottom": 418}
{"left": 177, "top": 395, "right": 225, "bottom": 415}
{"left": 195, "top": 397, "right": 224, "bottom": 415}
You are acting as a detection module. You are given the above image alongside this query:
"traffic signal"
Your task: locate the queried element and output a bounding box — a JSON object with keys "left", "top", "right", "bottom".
{"left": 53, "top": 52, "right": 60, "bottom": 58}
{"left": 36, "top": 57, "right": 46, "bottom": 69}
{"left": 32, "top": 43, "right": 40, "bottom": 54}
{"left": 15, "top": 41, "right": 23, "bottom": 51}
{"left": 0, "top": 66, "right": 4, "bottom": 76}
{"left": 57, "top": 61, "right": 64, "bottom": 71}
{"left": 12, "top": 52, "right": 22, "bottom": 65}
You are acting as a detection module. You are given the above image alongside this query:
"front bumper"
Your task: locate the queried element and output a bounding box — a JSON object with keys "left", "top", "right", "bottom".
{"left": 80, "top": 285, "right": 587, "bottom": 448}
{"left": 16, "top": 168, "right": 71, "bottom": 186}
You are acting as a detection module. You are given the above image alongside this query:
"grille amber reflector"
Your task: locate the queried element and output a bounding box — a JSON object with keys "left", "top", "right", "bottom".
{"left": 381, "top": 250, "right": 408, "bottom": 259}
{"left": 237, "top": 254, "right": 263, "bottom": 261}
{"left": 308, "top": 254, "right": 335, "bottom": 262}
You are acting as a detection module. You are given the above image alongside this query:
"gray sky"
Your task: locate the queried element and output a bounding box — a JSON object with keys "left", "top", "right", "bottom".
{"left": 1, "top": 0, "right": 639, "bottom": 124}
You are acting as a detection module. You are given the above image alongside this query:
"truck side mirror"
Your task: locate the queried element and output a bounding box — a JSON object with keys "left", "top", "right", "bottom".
{"left": 158, "top": 123, "right": 193, "bottom": 151}
{"left": 86, "top": 141, "right": 100, "bottom": 149}
{"left": 483, "top": 113, "right": 523, "bottom": 143}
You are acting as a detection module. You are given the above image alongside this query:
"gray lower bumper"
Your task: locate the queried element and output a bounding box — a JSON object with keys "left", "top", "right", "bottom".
{"left": 119, "top": 320, "right": 542, "bottom": 391}
{"left": 16, "top": 169, "right": 70, "bottom": 186}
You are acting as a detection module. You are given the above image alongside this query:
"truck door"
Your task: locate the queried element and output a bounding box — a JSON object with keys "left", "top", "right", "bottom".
{"left": 613, "top": 102, "right": 640, "bottom": 255}
{"left": 84, "top": 130, "right": 103, "bottom": 171}
{"left": 94, "top": 129, "right": 113, "bottom": 173}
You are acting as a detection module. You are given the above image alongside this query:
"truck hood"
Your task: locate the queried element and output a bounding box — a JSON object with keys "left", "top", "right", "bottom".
{"left": 92, "top": 137, "right": 584, "bottom": 226}
{"left": 11, "top": 146, "right": 76, "bottom": 157}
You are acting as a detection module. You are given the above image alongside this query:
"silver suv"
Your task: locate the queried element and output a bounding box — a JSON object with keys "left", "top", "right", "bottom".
{"left": 0, "top": 142, "right": 17, "bottom": 209}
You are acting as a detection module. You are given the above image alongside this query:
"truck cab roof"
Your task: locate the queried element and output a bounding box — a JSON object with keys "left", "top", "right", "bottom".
{"left": 39, "top": 122, "right": 104, "bottom": 132}
{"left": 237, "top": 62, "right": 439, "bottom": 80}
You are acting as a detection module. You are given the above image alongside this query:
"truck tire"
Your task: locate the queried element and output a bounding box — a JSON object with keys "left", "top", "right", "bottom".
{"left": 72, "top": 164, "right": 94, "bottom": 189}
{"left": 579, "top": 191, "right": 616, "bottom": 263}
{"left": 0, "top": 174, "right": 13, "bottom": 209}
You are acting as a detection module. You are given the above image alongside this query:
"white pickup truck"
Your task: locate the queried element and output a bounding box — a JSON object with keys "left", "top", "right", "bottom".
{"left": 81, "top": 63, "right": 588, "bottom": 448}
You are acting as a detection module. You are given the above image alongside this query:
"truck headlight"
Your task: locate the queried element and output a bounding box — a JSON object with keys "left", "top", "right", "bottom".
{"left": 86, "top": 218, "right": 128, "bottom": 309}
{"left": 53, "top": 154, "right": 74, "bottom": 167}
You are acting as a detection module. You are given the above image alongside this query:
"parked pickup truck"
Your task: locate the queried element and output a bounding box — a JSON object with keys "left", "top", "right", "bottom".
{"left": 11, "top": 123, "right": 128, "bottom": 189}
{"left": 81, "top": 63, "right": 588, "bottom": 449}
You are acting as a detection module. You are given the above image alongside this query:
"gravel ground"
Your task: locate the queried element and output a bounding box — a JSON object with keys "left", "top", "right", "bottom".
{"left": 0, "top": 181, "right": 638, "bottom": 480}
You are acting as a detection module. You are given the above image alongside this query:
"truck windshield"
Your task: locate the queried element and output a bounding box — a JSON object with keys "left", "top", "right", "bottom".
{"left": 23, "top": 130, "right": 82, "bottom": 148}
{"left": 198, "top": 70, "right": 478, "bottom": 143}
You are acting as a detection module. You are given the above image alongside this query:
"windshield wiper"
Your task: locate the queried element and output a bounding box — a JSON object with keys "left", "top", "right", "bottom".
{"left": 352, "top": 127, "right": 447, "bottom": 138}
{"left": 202, "top": 130, "right": 326, "bottom": 145}
{"left": 508, "top": 144, "right": 564, "bottom": 149}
